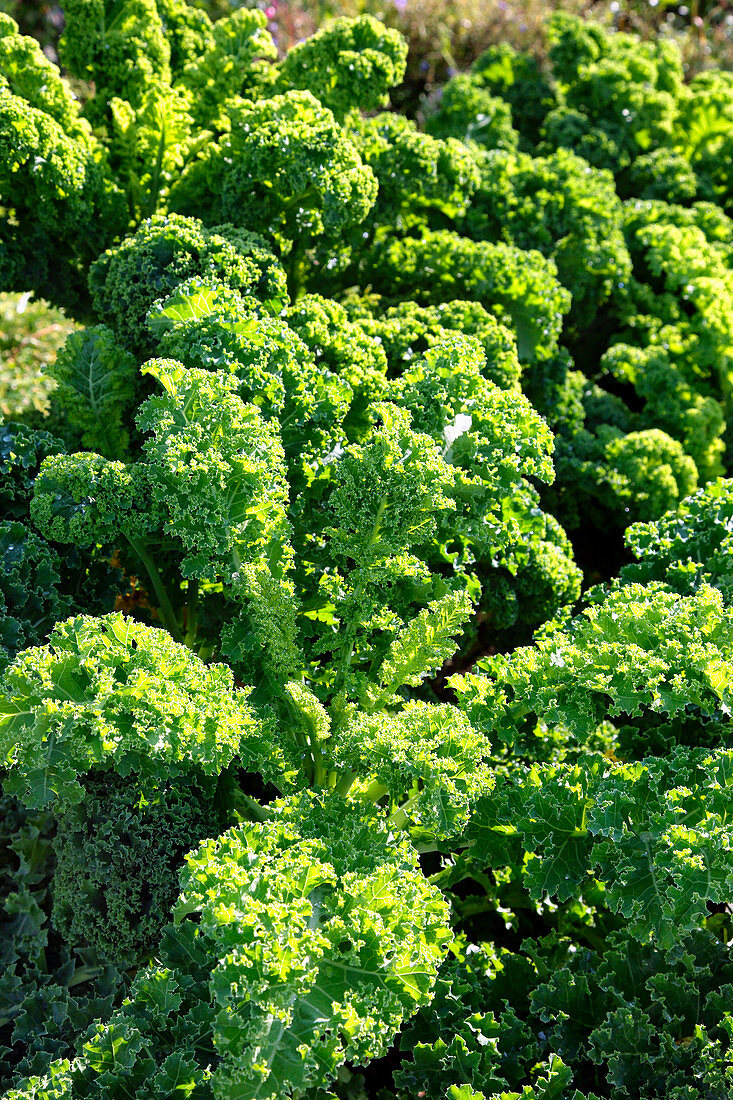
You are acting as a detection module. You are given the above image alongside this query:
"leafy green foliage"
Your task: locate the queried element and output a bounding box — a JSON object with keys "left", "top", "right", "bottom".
{"left": 6, "top": 7, "right": 733, "bottom": 1099}
{"left": 30, "top": 452, "right": 160, "bottom": 547}
{"left": 0, "top": 522, "right": 68, "bottom": 672}
{"left": 471, "top": 42, "right": 556, "bottom": 145}
{"left": 284, "top": 293, "right": 387, "bottom": 429}
{"left": 275, "top": 14, "right": 407, "bottom": 121}
{"left": 175, "top": 792, "right": 451, "bottom": 1099}
{"left": 462, "top": 147, "right": 631, "bottom": 332}
{"left": 89, "top": 214, "right": 288, "bottom": 357}
{"left": 363, "top": 229, "right": 571, "bottom": 364}
{"left": 335, "top": 700, "right": 492, "bottom": 839}
{"left": 543, "top": 12, "right": 682, "bottom": 172}
{"left": 0, "top": 791, "right": 127, "bottom": 1092}
{"left": 154, "top": 282, "right": 352, "bottom": 479}
{"left": 175, "top": 6, "right": 275, "bottom": 128}
{"left": 622, "top": 478, "right": 733, "bottom": 598}
{"left": 59, "top": 0, "right": 170, "bottom": 115}
{"left": 395, "top": 935, "right": 733, "bottom": 1100}
{"left": 342, "top": 295, "right": 522, "bottom": 391}
{"left": 52, "top": 770, "right": 224, "bottom": 965}
{"left": 351, "top": 111, "right": 480, "bottom": 223}
{"left": 453, "top": 582, "right": 733, "bottom": 744}
{"left": 0, "top": 424, "right": 65, "bottom": 521}
{"left": 600, "top": 342, "right": 725, "bottom": 482}
{"left": 463, "top": 747, "right": 733, "bottom": 944}
{"left": 137, "top": 361, "right": 293, "bottom": 586}
{"left": 170, "top": 90, "right": 378, "bottom": 268}
{"left": 0, "top": 612, "right": 276, "bottom": 807}
{"left": 45, "top": 327, "right": 137, "bottom": 459}
{"left": 0, "top": 24, "right": 126, "bottom": 309}
{"left": 2, "top": 923, "right": 217, "bottom": 1098}
{"left": 425, "top": 74, "right": 519, "bottom": 152}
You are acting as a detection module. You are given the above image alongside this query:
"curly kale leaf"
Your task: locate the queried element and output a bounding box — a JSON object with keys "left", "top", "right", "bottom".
{"left": 0, "top": 85, "right": 125, "bottom": 310}
{"left": 363, "top": 229, "right": 570, "bottom": 365}
{"left": 177, "top": 6, "right": 276, "bottom": 128}
{"left": 284, "top": 294, "right": 387, "bottom": 430}
{"left": 395, "top": 952, "right": 537, "bottom": 1098}
{"left": 327, "top": 403, "right": 456, "bottom": 570}
{"left": 366, "top": 588, "right": 474, "bottom": 707}
{"left": 175, "top": 791, "right": 451, "bottom": 1099}
{"left": 335, "top": 700, "right": 492, "bottom": 839}
{"left": 51, "top": 770, "right": 224, "bottom": 966}
{"left": 5, "top": 796, "right": 450, "bottom": 1098}
{"left": 622, "top": 477, "right": 733, "bottom": 599}
{"left": 170, "top": 91, "right": 377, "bottom": 260}
{"left": 600, "top": 342, "right": 725, "bottom": 483}
{"left": 453, "top": 582, "right": 733, "bottom": 744}
{"left": 3, "top": 923, "right": 218, "bottom": 1097}
{"left": 462, "top": 147, "right": 631, "bottom": 332}
{"left": 31, "top": 452, "right": 161, "bottom": 547}
{"left": 59, "top": 0, "right": 170, "bottom": 116}
{"left": 543, "top": 13, "right": 681, "bottom": 171}
{"left": 0, "top": 13, "right": 86, "bottom": 136}
{"left": 344, "top": 295, "right": 522, "bottom": 391}
{"left": 397, "top": 929, "right": 733, "bottom": 1099}
{"left": 137, "top": 358, "right": 293, "bottom": 582}
{"left": 0, "top": 522, "right": 70, "bottom": 672}
{"left": 138, "top": 360, "right": 301, "bottom": 678}
{"left": 284, "top": 402, "right": 463, "bottom": 709}
{"left": 471, "top": 41, "right": 556, "bottom": 144}
{"left": 89, "top": 214, "right": 287, "bottom": 357}
{"left": 108, "top": 82, "right": 198, "bottom": 222}
{"left": 154, "top": 290, "right": 352, "bottom": 477}
{"left": 45, "top": 327, "right": 138, "bottom": 460}
{"left": 602, "top": 428, "right": 698, "bottom": 523}
{"left": 0, "top": 612, "right": 278, "bottom": 808}
{"left": 145, "top": 275, "right": 250, "bottom": 337}
{"left": 275, "top": 14, "right": 406, "bottom": 120}
{"left": 425, "top": 73, "right": 519, "bottom": 151}
{"left": 351, "top": 111, "right": 480, "bottom": 222}
{"left": 465, "top": 748, "right": 733, "bottom": 947}
{"left": 0, "top": 423, "right": 66, "bottom": 521}
{"left": 388, "top": 334, "right": 580, "bottom": 640}
{"left": 393, "top": 334, "right": 554, "bottom": 491}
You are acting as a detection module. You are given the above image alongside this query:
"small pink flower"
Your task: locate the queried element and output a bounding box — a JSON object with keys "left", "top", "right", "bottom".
{"left": 265, "top": 4, "right": 277, "bottom": 17}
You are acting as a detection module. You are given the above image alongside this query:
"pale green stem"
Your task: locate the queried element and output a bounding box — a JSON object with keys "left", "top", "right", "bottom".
{"left": 387, "top": 793, "right": 421, "bottom": 832}
{"left": 335, "top": 769, "right": 359, "bottom": 798}
{"left": 240, "top": 795, "right": 272, "bottom": 823}
{"left": 355, "top": 778, "right": 389, "bottom": 803}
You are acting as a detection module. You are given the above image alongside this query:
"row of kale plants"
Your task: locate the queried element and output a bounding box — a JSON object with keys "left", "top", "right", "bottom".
{"left": 2, "top": 4, "right": 733, "bottom": 1097}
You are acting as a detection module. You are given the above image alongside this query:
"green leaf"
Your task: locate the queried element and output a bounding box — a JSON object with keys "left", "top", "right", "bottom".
{"left": 368, "top": 589, "right": 474, "bottom": 707}
{"left": 176, "top": 792, "right": 452, "bottom": 1099}
{"left": 0, "top": 612, "right": 280, "bottom": 807}
{"left": 47, "top": 326, "right": 137, "bottom": 459}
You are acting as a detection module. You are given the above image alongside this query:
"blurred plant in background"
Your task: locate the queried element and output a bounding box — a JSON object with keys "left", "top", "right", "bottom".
{"left": 0, "top": 0, "right": 64, "bottom": 59}
{"left": 5, "top": 0, "right": 733, "bottom": 97}
{"left": 0, "top": 295, "right": 76, "bottom": 422}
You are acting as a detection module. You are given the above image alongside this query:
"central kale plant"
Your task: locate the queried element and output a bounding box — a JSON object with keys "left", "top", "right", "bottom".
{"left": 2, "top": 5, "right": 733, "bottom": 1099}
